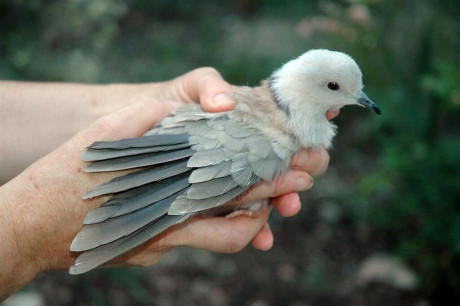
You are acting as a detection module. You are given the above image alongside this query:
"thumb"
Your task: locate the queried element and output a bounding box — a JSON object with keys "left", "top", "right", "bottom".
{"left": 168, "top": 67, "right": 237, "bottom": 112}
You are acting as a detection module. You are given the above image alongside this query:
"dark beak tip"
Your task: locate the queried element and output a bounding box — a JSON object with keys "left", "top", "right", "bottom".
{"left": 357, "top": 92, "right": 381, "bottom": 115}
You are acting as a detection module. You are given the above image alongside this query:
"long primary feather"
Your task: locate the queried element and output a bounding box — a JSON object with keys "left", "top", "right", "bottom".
{"left": 71, "top": 190, "right": 186, "bottom": 252}
{"left": 83, "top": 160, "right": 190, "bottom": 199}
{"left": 69, "top": 214, "right": 190, "bottom": 275}
{"left": 84, "top": 174, "right": 190, "bottom": 224}
{"left": 82, "top": 143, "right": 191, "bottom": 161}
{"left": 89, "top": 134, "right": 189, "bottom": 150}
{"left": 84, "top": 148, "right": 195, "bottom": 172}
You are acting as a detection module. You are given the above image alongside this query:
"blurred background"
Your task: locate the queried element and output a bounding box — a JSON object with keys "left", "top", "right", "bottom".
{"left": 1, "top": 0, "right": 459, "bottom": 305}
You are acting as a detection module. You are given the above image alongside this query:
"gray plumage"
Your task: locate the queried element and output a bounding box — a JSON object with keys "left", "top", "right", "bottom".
{"left": 168, "top": 185, "right": 250, "bottom": 215}
{"left": 83, "top": 160, "right": 190, "bottom": 199}
{"left": 245, "top": 137, "right": 272, "bottom": 159}
{"left": 89, "top": 134, "right": 189, "bottom": 150}
{"left": 83, "top": 175, "right": 190, "bottom": 224}
{"left": 186, "top": 121, "right": 221, "bottom": 138}
{"left": 188, "top": 161, "right": 232, "bottom": 183}
{"left": 69, "top": 214, "right": 189, "bottom": 275}
{"left": 186, "top": 148, "right": 231, "bottom": 167}
{"left": 189, "top": 136, "right": 221, "bottom": 150}
{"left": 101, "top": 180, "right": 162, "bottom": 205}
{"left": 70, "top": 49, "right": 381, "bottom": 275}
{"left": 71, "top": 190, "right": 186, "bottom": 252}
{"left": 217, "top": 132, "right": 246, "bottom": 152}
{"left": 224, "top": 120, "right": 255, "bottom": 138}
{"left": 230, "top": 152, "right": 259, "bottom": 186}
{"left": 108, "top": 176, "right": 189, "bottom": 217}
{"left": 82, "top": 143, "right": 191, "bottom": 161}
{"left": 84, "top": 148, "right": 195, "bottom": 172}
{"left": 146, "top": 126, "right": 188, "bottom": 136}
{"left": 248, "top": 150, "right": 289, "bottom": 181}
{"left": 186, "top": 176, "right": 239, "bottom": 200}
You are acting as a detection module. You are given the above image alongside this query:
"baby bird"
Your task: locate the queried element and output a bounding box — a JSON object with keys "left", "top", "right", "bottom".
{"left": 69, "top": 49, "right": 381, "bottom": 274}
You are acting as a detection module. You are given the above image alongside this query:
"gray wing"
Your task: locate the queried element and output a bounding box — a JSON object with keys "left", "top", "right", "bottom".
{"left": 70, "top": 104, "right": 290, "bottom": 274}
{"left": 168, "top": 116, "right": 290, "bottom": 215}
{"left": 70, "top": 214, "right": 189, "bottom": 275}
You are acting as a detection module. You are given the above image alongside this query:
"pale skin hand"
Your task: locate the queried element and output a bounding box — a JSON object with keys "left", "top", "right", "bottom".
{"left": 0, "top": 68, "right": 337, "bottom": 299}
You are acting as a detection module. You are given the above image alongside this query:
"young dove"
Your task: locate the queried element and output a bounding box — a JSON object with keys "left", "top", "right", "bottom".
{"left": 69, "top": 49, "right": 381, "bottom": 274}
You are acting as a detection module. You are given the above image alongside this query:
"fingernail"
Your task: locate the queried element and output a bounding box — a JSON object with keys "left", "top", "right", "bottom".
{"left": 212, "top": 94, "right": 237, "bottom": 107}
{"left": 294, "top": 176, "right": 314, "bottom": 191}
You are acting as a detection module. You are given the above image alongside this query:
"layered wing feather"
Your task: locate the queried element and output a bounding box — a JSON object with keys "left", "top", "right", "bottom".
{"left": 70, "top": 103, "right": 291, "bottom": 274}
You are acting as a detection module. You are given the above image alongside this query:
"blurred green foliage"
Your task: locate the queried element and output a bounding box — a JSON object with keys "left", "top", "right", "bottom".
{"left": 333, "top": 0, "right": 460, "bottom": 297}
{"left": 1, "top": 0, "right": 459, "bottom": 303}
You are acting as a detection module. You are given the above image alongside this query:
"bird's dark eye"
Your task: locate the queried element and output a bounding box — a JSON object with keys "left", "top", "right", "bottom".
{"left": 327, "top": 82, "right": 340, "bottom": 91}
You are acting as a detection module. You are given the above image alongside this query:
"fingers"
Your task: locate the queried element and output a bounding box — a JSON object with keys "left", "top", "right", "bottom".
{"left": 231, "top": 170, "right": 313, "bottom": 205}
{"left": 271, "top": 192, "right": 302, "bottom": 217}
{"left": 291, "top": 149, "right": 330, "bottom": 177}
{"left": 229, "top": 148, "right": 328, "bottom": 212}
{"left": 165, "top": 206, "right": 271, "bottom": 253}
{"left": 251, "top": 223, "right": 274, "bottom": 251}
{"left": 172, "top": 67, "right": 237, "bottom": 112}
{"left": 116, "top": 206, "right": 273, "bottom": 267}
{"left": 249, "top": 192, "right": 303, "bottom": 251}
{"left": 251, "top": 192, "right": 302, "bottom": 251}
{"left": 175, "top": 192, "right": 302, "bottom": 253}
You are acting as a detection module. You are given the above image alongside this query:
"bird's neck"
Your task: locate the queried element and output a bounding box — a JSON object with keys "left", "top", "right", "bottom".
{"left": 287, "top": 108, "right": 337, "bottom": 150}
{"left": 231, "top": 81, "right": 336, "bottom": 152}
{"left": 267, "top": 75, "right": 336, "bottom": 150}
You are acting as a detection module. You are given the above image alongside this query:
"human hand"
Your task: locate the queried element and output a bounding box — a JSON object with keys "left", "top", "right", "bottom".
{"left": 112, "top": 67, "right": 334, "bottom": 253}
{"left": 0, "top": 67, "right": 332, "bottom": 298}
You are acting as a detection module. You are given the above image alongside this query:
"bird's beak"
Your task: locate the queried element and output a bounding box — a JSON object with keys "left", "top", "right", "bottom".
{"left": 357, "top": 91, "right": 381, "bottom": 115}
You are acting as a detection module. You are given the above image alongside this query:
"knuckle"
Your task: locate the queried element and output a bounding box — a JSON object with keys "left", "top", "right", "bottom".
{"left": 192, "top": 66, "right": 220, "bottom": 78}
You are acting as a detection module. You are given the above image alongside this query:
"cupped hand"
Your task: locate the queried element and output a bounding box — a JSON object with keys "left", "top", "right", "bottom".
{"left": 2, "top": 67, "right": 331, "bottom": 274}
{"left": 119, "top": 67, "right": 333, "bottom": 255}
